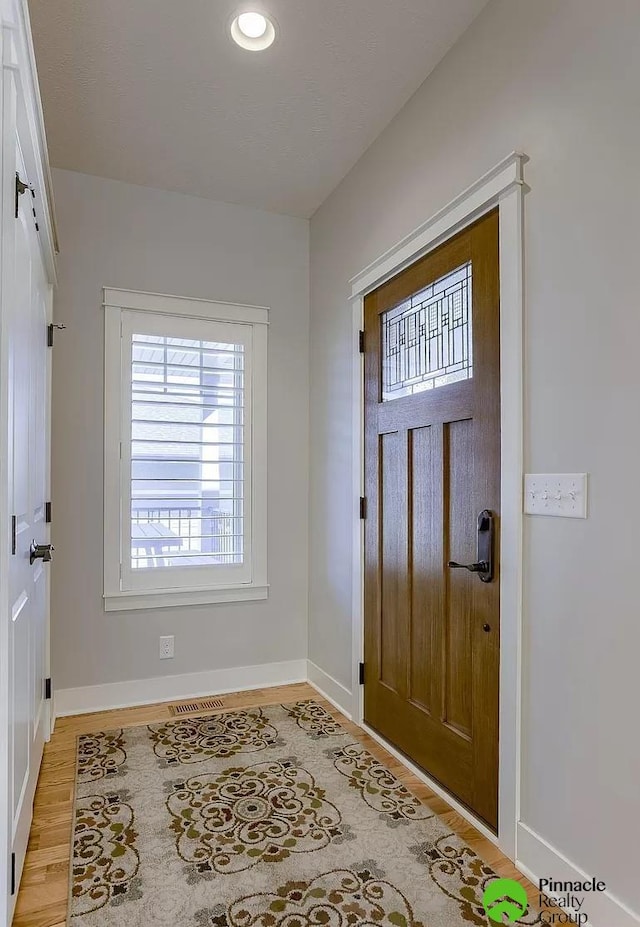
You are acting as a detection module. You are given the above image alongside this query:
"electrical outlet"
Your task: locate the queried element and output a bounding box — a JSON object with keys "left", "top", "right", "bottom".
{"left": 159, "top": 635, "right": 174, "bottom": 660}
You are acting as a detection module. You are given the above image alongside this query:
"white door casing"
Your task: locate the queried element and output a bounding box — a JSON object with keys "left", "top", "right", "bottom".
{"left": 349, "top": 152, "right": 526, "bottom": 859}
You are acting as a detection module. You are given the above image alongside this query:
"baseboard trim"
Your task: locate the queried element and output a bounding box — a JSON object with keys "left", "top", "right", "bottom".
{"left": 53, "top": 659, "right": 308, "bottom": 720}
{"left": 306, "top": 661, "right": 353, "bottom": 719}
{"left": 516, "top": 822, "right": 640, "bottom": 927}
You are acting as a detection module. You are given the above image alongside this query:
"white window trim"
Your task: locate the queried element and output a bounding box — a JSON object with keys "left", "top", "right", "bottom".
{"left": 102, "top": 288, "right": 269, "bottom": 612}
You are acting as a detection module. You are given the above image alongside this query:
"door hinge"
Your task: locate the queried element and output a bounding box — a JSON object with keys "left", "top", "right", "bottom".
{"left": 45, "top": 501, "right": 52, "bottom": 523}
{"left": 359, "top": 496, "right": 367, "bottom": 519}
{"left": 358, "top": 662, "right": 365, "bottom": 685}
{"left": 45, "top": 677, "right": 52, "bottom": 700}
{"left": 15, "top": 172, "right": 30, "bottom": 218}
{"left": 47, "top": 323, "right": 67, "bottom": 347}
{"left": 31, "top": 187, "right": 39, "bottom": 232}
{"left": 358, "top": 330, "right": 365, "bottom": 354}
{"left": 11, "top": 515, "right": 16, "bottom": 555}
{"left": 10, "top": 851, "right": 15, "bottom": 895}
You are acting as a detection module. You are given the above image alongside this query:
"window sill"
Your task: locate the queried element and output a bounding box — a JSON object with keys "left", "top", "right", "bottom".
{"left": 103, "top": 584, "right": 269, "bottom": 612}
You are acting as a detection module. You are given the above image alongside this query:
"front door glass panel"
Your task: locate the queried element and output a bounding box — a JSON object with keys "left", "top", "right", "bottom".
{"left": 381, "top": 261, "right": 472, "bottom": 400}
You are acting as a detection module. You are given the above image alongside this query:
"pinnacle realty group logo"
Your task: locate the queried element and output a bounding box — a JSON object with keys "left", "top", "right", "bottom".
{"left": 482, "top": 875, "right": 606, "bottom": 924}
{"left": 482, "top": 879, "right": 528, "bottom": 924}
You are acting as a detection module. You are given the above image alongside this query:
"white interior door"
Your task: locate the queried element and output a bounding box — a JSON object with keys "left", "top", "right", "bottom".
{"left": 6, "top": 142, "right": 51, "bottom": 915}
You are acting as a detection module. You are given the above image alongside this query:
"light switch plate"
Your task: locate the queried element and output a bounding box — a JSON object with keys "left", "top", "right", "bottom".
{"left": 524, "top": 473, "right": 588, "bottom": 518}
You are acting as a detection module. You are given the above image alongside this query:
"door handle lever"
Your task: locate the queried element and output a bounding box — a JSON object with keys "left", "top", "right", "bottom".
{"left": 448, "top": 560, "right": 489, "bottom": 573}
{"left": 447, "top": 509, "right": 494, "bottom": 583}
{"left": 30, "top": 541, "right": 53, "bottom": 565}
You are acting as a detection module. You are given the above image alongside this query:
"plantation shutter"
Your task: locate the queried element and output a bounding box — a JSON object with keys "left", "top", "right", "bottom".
{"left": 120, "top": 311, "right": 254, "bottom": 592}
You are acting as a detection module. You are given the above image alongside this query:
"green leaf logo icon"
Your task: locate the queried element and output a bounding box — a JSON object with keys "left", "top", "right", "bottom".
{"left": 482, "top": 878, "right": 529, "bottom": 924}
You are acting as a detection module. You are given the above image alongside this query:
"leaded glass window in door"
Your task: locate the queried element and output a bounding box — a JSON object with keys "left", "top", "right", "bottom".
{"left": 381, "top": 261, "right": 472, "bottom": 401}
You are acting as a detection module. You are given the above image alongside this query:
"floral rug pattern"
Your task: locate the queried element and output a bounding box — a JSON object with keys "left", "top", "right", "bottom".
{"left": 167, "top": 758, "right": 351, "bottom": 875}
{"left": 69, "top": 700, "right": 540, "bottom": 926}
{"left": 77, "top": 731, "right": 128, "bottom": 783}
{"left": 148, "top": 709, "right": 282, "bottom": 766}
{"left": 281, "top": 699, "right": 344, "bottom": 738}
{"left": 328, "top": 742, "right": 435, "bottom": 826}
{"left": 72, "top": 791, "right": 141, "bottom": 916}
{"left": 225, "top": 864, "right": 425, "bottom": 927}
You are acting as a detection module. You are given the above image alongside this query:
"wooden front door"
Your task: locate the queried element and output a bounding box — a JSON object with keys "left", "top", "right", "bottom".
{"left": 363, "top": 209, "right": 500, "bottom": 829}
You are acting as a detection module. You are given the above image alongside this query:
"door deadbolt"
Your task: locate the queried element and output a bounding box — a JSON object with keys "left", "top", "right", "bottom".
{"left": 448, "top": 509, "right": 494, "bottom": 583}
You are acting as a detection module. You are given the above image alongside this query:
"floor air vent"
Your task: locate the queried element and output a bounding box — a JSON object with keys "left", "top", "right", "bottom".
{"left": 169, "top": 697, "right": 225, "bottom": 716}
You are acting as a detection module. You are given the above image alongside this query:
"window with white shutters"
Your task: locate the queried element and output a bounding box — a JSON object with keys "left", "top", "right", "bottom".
{"left": 103, "top": 290, "right": 268, "bottom": 611}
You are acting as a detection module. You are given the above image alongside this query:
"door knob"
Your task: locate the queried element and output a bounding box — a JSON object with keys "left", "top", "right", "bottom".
{"left": 30, "top": 541, "right": 53, "bottom": 564}
{"left": 448, "top": 509, "right": 494, "bottom": 583}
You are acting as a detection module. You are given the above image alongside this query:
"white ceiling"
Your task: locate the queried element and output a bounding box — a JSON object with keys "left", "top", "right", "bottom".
{"left": 28, "top": 0, "right": 489, "bottom": 217}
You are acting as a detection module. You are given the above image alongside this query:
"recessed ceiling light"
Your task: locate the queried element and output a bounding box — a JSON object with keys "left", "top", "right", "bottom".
{"left": 230, "top": 10, "right": 276, "bottom": 51}
{"left": 238, "top": 12, "right": 267, "bottom": 38}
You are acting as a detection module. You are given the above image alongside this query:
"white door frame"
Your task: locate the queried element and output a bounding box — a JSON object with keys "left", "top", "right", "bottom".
{"left": 349, "top": 151, "right": 526, "bottom": 861}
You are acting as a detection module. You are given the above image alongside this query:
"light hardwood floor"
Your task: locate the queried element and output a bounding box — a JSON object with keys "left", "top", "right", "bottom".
{"left": 13, "top": 682, "right": 542, "bottom": 926}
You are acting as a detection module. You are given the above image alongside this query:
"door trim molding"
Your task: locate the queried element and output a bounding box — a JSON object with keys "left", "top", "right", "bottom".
{"left": 349, "top": 152, "right": 524, "bottom": 298}
{"left": 349, "top": 151, "right": 527, "bottom": 862}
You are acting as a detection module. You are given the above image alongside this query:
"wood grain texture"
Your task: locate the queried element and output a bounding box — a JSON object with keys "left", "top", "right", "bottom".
{"left": 13, "top": 680, "right": 541, "bottom": 926}
{"left": 364, "top": 209, "right": 501, "bottom": 829}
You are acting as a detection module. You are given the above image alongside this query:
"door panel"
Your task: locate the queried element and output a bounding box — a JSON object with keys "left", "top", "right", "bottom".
{"left": 11, "top": 593, "right": 30, "bottom": 821}
{"left": 445, "top": 418, "right": 474, "bottom": 738}
{"left": 409, "top": 423, "right": 435, "bottom": 714}
{"left": 6, "top": 141, "right": 50, "bottom": 913}
{"left": 380, "top": 429, "right": 405, "bottom": 693}
{"left": 364, "top": 209, "right": 500, "bottom": 828}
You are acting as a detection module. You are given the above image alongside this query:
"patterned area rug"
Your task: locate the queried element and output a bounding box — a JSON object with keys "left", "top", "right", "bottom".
{"left": 68, "top": 700, "right": 541, "bottom": 926}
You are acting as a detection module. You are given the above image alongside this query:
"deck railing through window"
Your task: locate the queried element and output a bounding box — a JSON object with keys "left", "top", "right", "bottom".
{"left": 131, "top": 506, "right": 238, "bottom": 567}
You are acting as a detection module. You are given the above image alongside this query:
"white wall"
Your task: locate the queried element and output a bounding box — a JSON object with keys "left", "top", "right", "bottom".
{"left": 309, "top": 0, "right": 640, "bottom": 920}
{"left": 51, "top": 169, "right": 309, "bottom": 695}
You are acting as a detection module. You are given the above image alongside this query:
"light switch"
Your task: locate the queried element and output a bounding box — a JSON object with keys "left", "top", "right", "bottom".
{"left": 524, "top": 473, "right": 588, "bottom": 518}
